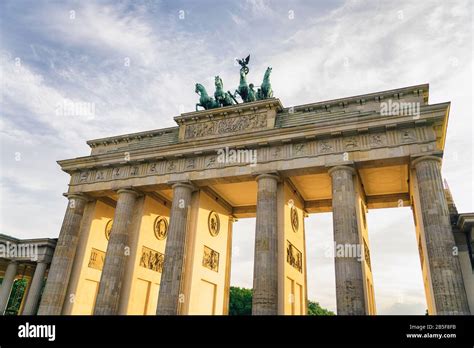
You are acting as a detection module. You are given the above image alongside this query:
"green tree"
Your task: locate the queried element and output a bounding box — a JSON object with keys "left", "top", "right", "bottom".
{"left": 5, "top": 278, "right": 28, "bottom": 315}
{"left": 307, "top": 300, "right": 335, "bottom": 315}
{"left": 229, "top": 286, "right": 334, "bottom": 315}
{"left": 229, "top": 286, "right": 253, "bottom": 315}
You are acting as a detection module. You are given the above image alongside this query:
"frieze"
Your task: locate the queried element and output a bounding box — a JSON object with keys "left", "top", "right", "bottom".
{"left": 130, "top": 165, "right": 140, "bottom": 176}
{"left": 167, "top": 160, "right": 177, "bottom": 173}
{"left": 139, "top": 246, "right": 164, "bottom": 273}
{"left": 95, "top": 169, "right": 107, "bottom": 181}
{"left": 369, "top": 133, "right": 387, "bottom": 147}
{"left": 202, "top": 245, "right": 219, "bottom": 272}
{"left": 290, "top": 206, "right": 299, "bottom": 232}
{"left": 88, "top": 248, "right": 105, "bottom": 271}
{"left": 271, "top": 146, "right": 282, "bottom": 159}
{"left": 343, "top": 136, "right": 359, "bottom": 150}
{"left": 148, "top": 162, "right": 159, "bottom": 174}
{"left": 363, "top": 239, "right": 371, "bottom": 271}
{"left": 69, "top": 126, "right": 433, "bottom": 186}
{"left": 292, "top": 143, "right": 307, "bottom": 156}
{"left": 185, "top": 158, "right": 196, "bottom": 169}
{"left": 184, "top": 113, "right": 268, "bottom": 140}
{"left": 318, "top": 139, "right": 334, "bottom": 154}
{"left": 286, "top": 241, "right": 302, "bottom": 272}
{"left": 205, "top": 155, "right": 218, "bottom": 168}
{"left": 399, "top": 128, "right": 417, "bottom": 143}
{"left": 79, "top": 171, "right": 89, "bottom": 182}
{"left": 112, "top": 166, "right": 129, "bottom": 180}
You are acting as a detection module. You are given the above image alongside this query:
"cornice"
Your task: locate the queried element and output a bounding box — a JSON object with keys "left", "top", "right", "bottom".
{"left": 284, "top": 83, "right": 429, "bottom": 113}
{"left": 84, "top": 84, "right": 431, "bottom": 149}
{"left": 57, "top": 102, "right": 449, "bottom": 173}
{"left": 174, "top": 98, "right": 283, "bottom": 124}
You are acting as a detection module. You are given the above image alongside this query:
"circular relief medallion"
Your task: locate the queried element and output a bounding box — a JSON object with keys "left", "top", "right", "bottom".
{"left": 290, "top": 206, "right": 299, "bottom": 232}
{"left": 105, "top": 219, "right": 113, "bottom": 240}
{"left": 154, "top": 216, "right": 168, "bottom": 240}
{"left": 208, "top": 211, "right": 220, "bottom": 237}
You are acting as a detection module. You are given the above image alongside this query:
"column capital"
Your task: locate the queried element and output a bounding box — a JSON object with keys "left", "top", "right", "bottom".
{"left": 62, "top": 192, "right": 91, "bottom": 202}
{"left": 327, "top": 165, "right": 356, "bottom": 177}
{"left": 411, "top": 155, "right": 442, "bottom": 168}
{"left": 255, "top": 172, "right": 280, "bottom": 182}
{"left": 169, "top": 181, "right": 196, "bottom": 191}
{"left": 34, "top": 260, "right": 48, "bottom": 266}
{"left": 116, "top": 187, "right": 143, "bottom": 197}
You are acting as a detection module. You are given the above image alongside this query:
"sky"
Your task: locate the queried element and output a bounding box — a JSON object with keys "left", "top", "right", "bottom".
{"left": 0, "top": 0, "right": 472, "bottom": 315}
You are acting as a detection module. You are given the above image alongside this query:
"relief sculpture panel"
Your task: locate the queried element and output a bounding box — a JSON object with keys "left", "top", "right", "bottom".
{"left": 184, "top": 113, "right": 267, "bottom": 139}
{"left": 139, "top": 246, "right": 164, "bottom": 273}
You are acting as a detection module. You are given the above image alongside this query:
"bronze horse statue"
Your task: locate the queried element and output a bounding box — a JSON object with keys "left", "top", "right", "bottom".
{"left": 256, "top": 67, "right": 273, "bottom": 100}
{"left": 195, "top": 83, "right": 219, "bottom": 111}
{"left": 194, "top": 55, "right": 274, "bottom": 111}
{"left": 214, "top": 76, "right": 234, "bottom": 107}
{"left": 234, "top": 67, "right": 251, "bottom": 102}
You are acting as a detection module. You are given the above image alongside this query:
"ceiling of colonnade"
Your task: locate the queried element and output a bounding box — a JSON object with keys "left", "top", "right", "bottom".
{"left": 195, "top": 163, "right": 410, "bottom": 217}
{"left": 91, "top": 163, "right": 410, "bottom": 217}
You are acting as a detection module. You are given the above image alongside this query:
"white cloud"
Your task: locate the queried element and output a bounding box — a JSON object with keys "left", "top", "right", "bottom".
{"left": 0, "top": 0, "right": 471, "bottom": 315}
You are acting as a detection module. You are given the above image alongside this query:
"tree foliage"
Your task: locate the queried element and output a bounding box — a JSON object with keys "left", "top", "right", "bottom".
{"left": 229, "top": 286, "right": 334, "bottom": 315}
{"left": 5, "top": 278, "right": 28, "bottom": 315}
{"left": 229, "top": 286, "right": 253, "bottom": 315}
{"left": 307, "top": 300, "right": 334, "bottom": 315}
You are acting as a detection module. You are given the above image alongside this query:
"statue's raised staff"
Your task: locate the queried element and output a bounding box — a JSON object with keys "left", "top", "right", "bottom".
{"left": 234, "top": 55, "right": 255, "bottom": 103}
{"left": 237, "top": 55, "right": 250, "bottom": 74}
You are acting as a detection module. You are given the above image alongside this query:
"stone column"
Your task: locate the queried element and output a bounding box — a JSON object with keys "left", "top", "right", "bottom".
{"left": 328, "top": 166, "right": 366, "bottom": 315}
{"left": 223, "top": 217, "right": 234, "bottom": 315}
{"left": 252, "top": 173, "right": 279, "bottom": 315}
{"left": 22, "top": 262, "right": 48, "bottom": 315}
{"left": 157, "top": 182, "right": 194, "bottom": 315}
{"left": 94, "top": 188, "right": 141, "bottom": 315}
{"left": 0, "top": 261, "right": 18, "bottom": 315}
{"left": 38, "top": 193, "right": 88, "bottom": 315}
{"left": 412, "top": 156, "right": 470, "bottom": 314}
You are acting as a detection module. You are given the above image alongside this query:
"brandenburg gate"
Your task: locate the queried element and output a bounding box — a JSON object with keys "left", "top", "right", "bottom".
{"left": 36, "top": 83, "right": 472, "bottom": 315}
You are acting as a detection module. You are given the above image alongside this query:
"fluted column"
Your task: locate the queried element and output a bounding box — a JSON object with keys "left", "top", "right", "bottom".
{"left": 252, "top": 173, "right": 279, "bottom": 315}
{"left": 0, "top": 261, "right": 18, "bottom": 315}
{"left": 412, "top": 156, "right": 470, "bottom": 314}
{"left": 94, "top": 188, "right": 141, "bottom": 315}
{"left": 328, "top": 166, "right": 365, "bottom": 315}
{"left": 157, "top": 182, "right": 194, "bottom": 315}
{"left": 22, "top": 262, "right": 48, "bottom": 315}
{"left": 38, "top": 193, "right": 88, "bottom": 315}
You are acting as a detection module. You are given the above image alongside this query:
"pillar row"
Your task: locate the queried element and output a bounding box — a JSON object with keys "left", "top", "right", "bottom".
{"left": 94, "top": 188, "right": 141, "bottom": 315}
{"left": 412, "top": 156, "right": 470, "bottom": 314}
{"left": 328, "top": 165, "right": 366, "bottom": 315}
{"left": 22, "top": 262, "right": 48, "bottom": 315}
{"left": 0, "top": 261, "right": 18, "bottom": 315}
{"left": 252, "top": 173, "right": 279, "bottom": 315}
{"left": 38, "top": 193, "right": 88, "bottom": 315}
{"left": 156, "top": 182, "right": 195, "bottom": 315}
